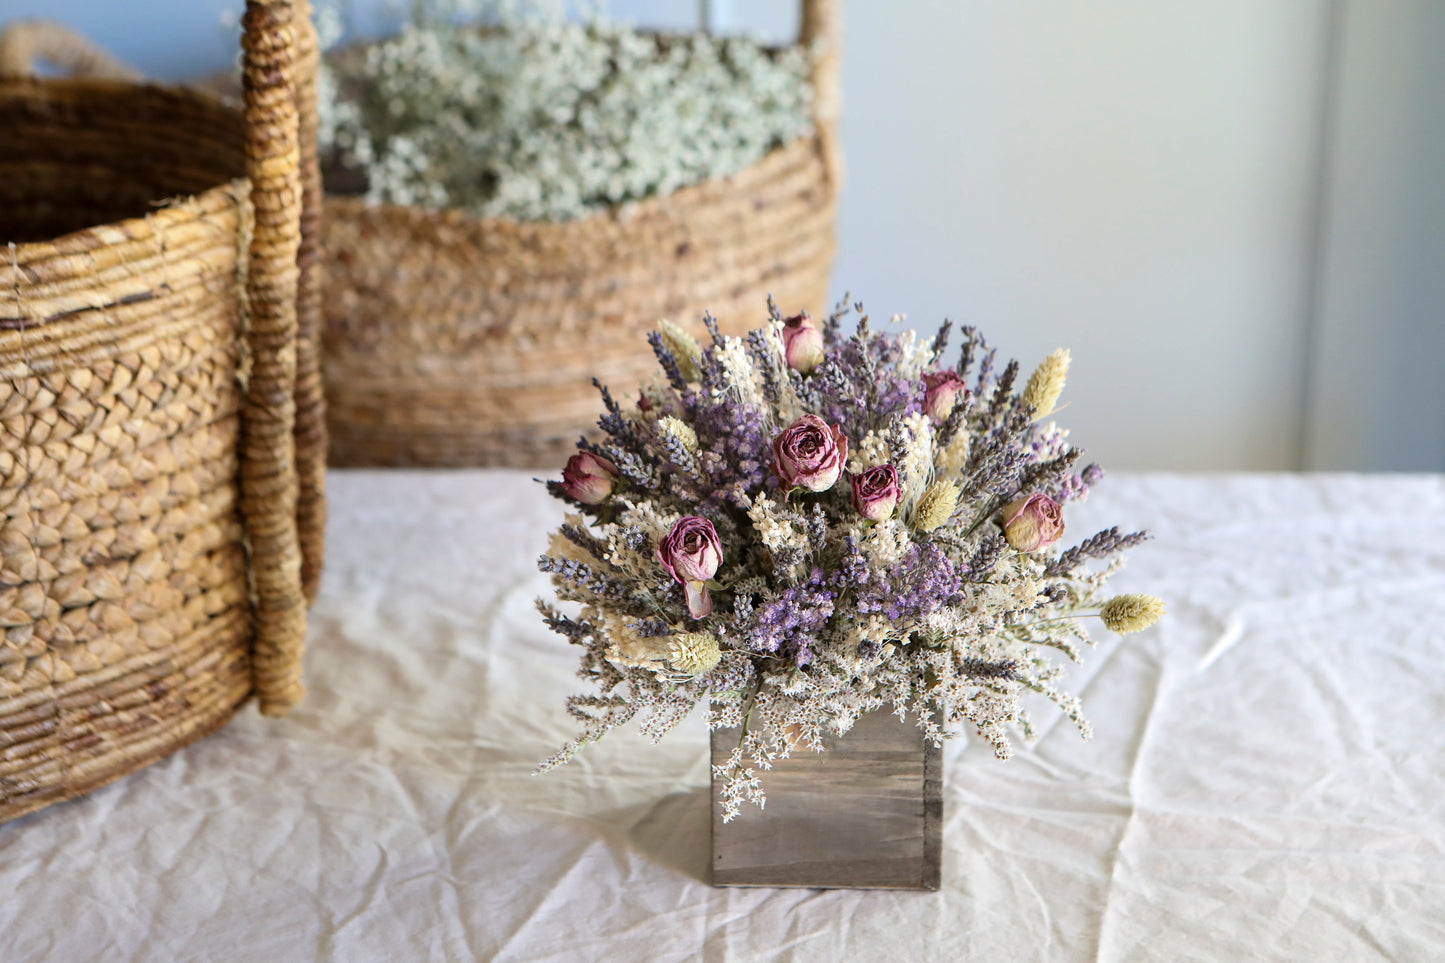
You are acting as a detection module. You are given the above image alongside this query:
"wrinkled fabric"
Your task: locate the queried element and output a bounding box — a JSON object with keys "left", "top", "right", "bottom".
{"left": 2, "top": 471, "right": 1442, "bottom": 962}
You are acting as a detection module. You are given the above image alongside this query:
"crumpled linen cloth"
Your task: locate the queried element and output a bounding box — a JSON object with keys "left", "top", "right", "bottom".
{"left": 2, "top": 471, "right": 1442, "bottom": 962}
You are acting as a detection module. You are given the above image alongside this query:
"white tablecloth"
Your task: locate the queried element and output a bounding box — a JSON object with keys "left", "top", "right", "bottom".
{"left": 2, "top": 471, "right": 1443, "bottom": 961}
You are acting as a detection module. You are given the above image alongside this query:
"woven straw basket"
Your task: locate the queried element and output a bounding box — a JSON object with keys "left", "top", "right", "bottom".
{"left": 322, "top": 0, "right": 843, "bottom": 467}
{"left": 0, "top": 1, "right": 326, "bottom": 824}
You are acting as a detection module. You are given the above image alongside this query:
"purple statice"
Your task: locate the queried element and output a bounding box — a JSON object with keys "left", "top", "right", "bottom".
{"left": 750, "top": 567, "right": 837, "bottom": 666}
{"left": 834, "top": 534, "right": 872, "bottom": 589}
{"left": 1053, "top": 462, "right": 1104, "bottom": 503}
{"left": 855, "top": 542, "right": 961, "bottom": 625}
{"left": 813, "top": 332, "right": 923, "bottom": 441}
{"left": 687, "top": 389, "right": 771, "bottom": 503}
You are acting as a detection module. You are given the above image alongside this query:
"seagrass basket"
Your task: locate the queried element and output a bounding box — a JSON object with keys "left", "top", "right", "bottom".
{"left": 321, "top": 0, "right": 843, "bottom": 467}
{"left": 0, "top": 0, "right": 327, "bottom": 824}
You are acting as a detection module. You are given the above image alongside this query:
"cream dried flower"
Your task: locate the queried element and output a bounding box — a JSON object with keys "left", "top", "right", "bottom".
{"left": 658, "top": 319, "right": 703, "bottom": 383}
{"left": 1022, "top": 348, "right": 1071, "bottom": 420}
{"left": 911, "top": 479, "right": 960, "bottom": 533}
{"left": 1100, "top": 594, "right": 1166, "bottom": 634}
{"left": 658, "top": 415, "right": 698, "bottom": 452}
{"left": 668, "top": 633, "right": 721, "bottom": 675}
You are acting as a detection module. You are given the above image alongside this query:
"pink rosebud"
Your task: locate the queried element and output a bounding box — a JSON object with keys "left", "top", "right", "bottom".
{"left": 656, "top": 516, "right": 723, "bottom": 619}
{"left": 772, "top": 414, "right": 849, "bottom": 492}
{"left": 922, "top": 370, "right": 966, "bottom": 420}
{"left": 782, "top": 313, "right": 825, "bottom": 375}
{"left": 561, "top": 452, "right": 619, "bottom": 505}
{"left": 850, "top": 465, "right": 901, "bottom": 521}
{"left": 1001, "top": 493, "right": 1065, "bottom": 552}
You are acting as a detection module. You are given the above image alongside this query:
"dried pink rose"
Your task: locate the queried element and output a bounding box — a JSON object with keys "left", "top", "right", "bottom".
{"left": 782, "top": 313, "right": 825, "bottom": 374}
{"left": 850, "top": 465, "right": 901, "bottom": 521}
{"left": 562, "top": 452, "right": 619, "bottom": 504}
{"left": 922, "top": 370, "right": 966, "bottom": 420}
{"left": 1002, "top": 493, "right": 1065, "bottom": 552}
{"left": 772, "top": 414, "right": 849, "bottom": 492}
{"left": 656, "top": 516, "right": 723, "bottom": 619}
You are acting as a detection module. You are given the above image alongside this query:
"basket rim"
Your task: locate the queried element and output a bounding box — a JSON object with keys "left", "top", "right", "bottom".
{"left": 0, "top": 76, "right": 248, "bottom": 268}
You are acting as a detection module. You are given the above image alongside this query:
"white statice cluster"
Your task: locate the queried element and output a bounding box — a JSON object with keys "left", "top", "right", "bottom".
{"left": 537, "top": 301, "right": 1165, "bottom": 819}
{"left": 317, "top": 1, "right": 814, "bottom": 221}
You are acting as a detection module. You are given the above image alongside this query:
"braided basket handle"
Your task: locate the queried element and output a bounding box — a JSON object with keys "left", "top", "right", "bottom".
{"left": 799, "top": 0, "right": 842, "bottom": 191}
{"left": 240, "top": 0, "right": 324, "bottom": 716}
{"left": 0, "top": 19, "right": 142, "bottom": 80}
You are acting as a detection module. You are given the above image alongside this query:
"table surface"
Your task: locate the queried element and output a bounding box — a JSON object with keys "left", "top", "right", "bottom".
{"left": 2, "top": 471, "right": 1443, "bottom": 962}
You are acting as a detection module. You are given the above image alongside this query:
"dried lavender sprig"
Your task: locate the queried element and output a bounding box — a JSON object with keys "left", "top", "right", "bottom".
{"left": 807, "top": 504, "right": 829, "bottom": 557}
{"left": 560, "top": 522, "right": 609, "bottom": 559}
{"left": 658, "top": 424, "right": 702, "bottom": 479}
{"left": 960, "top": 407, "right": 1033, "bottom": 503}
{"left": 592, "top": 379, "right": 648, "bottom": 453}
{"left": 887, "top": 418, "right": 914, "bottom": 487}
{"left": 565, "top": 693, "right": 636, "bottom": 726}
{"left": 1045, "top": 527, "right": 1154, "bottom": 576}
{"left": 702, "top": 310, "right": 724, "bottom": 345}
{"left": 958, "top": 657, "right": 1022, "bottom": 681}
{"left": 973, "top": 347, "right": 997, "bottom": 398}
{"left": 629, "top": 618, "right": 675, "bottom": 638}
{"left": 538, "top": 555, "right": 655, "bottom": 617}
{"left": 983, "top": 445, "right": 1034, "bottom": 497}
{"left": 987, "top": 359, "right": 1021, "bottom": 423}
{"left": 966, "top": 532, "right": 1007, "bottom": 578}
{"left": 538, "top": 555, "right": 619, "bottom": 595}
{"left": 957, "top": 324, "right": 984, "bottom": 381}
{"left": 929, "top": 318, "right": 953, "bottom": 366}
{"left": 580, "top": 437, "right": 658, "bottom": 490}
{"left": 791, "top": 365, "right": 823, "bottom": 412}
{"left": 822, "top": 292, "right": 851, "bottom": 342}
{"left": 536, "top": 600, "right": 594, "bottom": 640}
{"left": 771, "top": 545, "right": 806, "bottom": 580}
{"left": 935, "top": 390, "right": 976, "bottom": 450}
{"left": 766, "top": 293, "right": 784, "bottom": 324}
{"left": 746, "top": 328, "right": 786, "bottom": 406}
{"left": 647, "top": 330, "right": 689, "bottom": 391}
{"left": 1017, "top": 447, "right": 1082, "bottom": 496}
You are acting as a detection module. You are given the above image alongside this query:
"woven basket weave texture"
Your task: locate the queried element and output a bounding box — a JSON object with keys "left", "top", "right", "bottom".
{"left": 322, "top": 0, "right": 843, "bottom": 467}
{"left": 0, "top": 0, "right": 325, "bottom": 825}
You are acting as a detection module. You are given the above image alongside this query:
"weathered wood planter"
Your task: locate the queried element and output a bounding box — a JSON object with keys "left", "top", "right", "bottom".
{"left": 710, "top": 710, "right": 942, "bottom": 890}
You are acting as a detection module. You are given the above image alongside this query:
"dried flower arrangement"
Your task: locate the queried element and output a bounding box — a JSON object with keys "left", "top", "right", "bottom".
{"left": 536, "top": 299, "right": 1165, "bottom": 819}
{"left": 316, "top": 1, "right": 814, "bottom": 221}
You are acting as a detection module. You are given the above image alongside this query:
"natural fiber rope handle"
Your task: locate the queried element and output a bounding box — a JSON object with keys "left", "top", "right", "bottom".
{"left": 799, "top": 0, "right": 842, "bottom": 192}
{"left": 0, "top": 20, "right": 142, "bottom": 80}
{"left": 240, "top": 0, "right": 321, "bottom": 716}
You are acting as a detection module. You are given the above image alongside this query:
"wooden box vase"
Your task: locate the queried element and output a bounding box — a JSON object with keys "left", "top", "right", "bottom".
{"left": 710, "top": 709, "right": 942, "bottom": 890}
